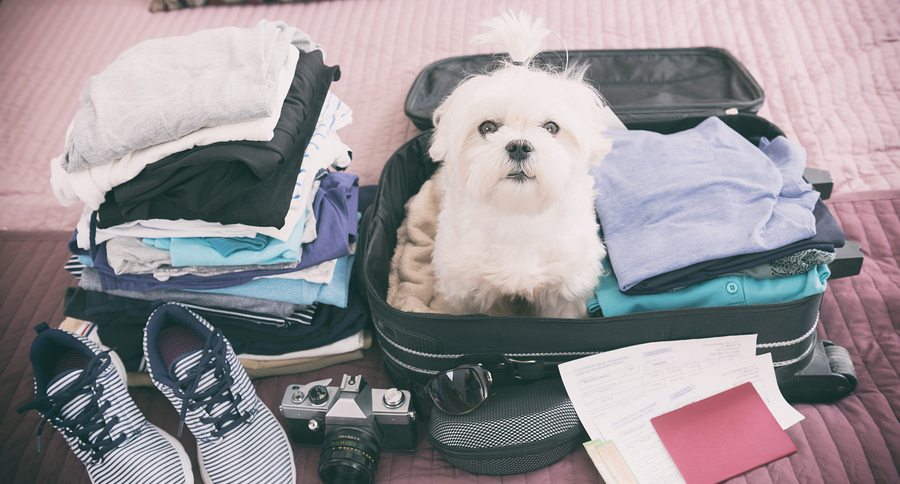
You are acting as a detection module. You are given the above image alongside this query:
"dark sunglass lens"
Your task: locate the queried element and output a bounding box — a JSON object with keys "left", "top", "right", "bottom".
{"left": 428, "top": 367, "right": 487, "bottom": 415}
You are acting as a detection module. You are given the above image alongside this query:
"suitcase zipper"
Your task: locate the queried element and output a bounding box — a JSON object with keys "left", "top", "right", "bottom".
{"left": 374, "top": 323, "right": 597, "bottom": 360}
{"left": 382, "top": 335, "right": 818, "bottom": 380}
{"left": 375, "top": 314, "right": 818, "bottom": 372}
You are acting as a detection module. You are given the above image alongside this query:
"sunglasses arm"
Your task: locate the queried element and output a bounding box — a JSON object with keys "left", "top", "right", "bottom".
{"left": 456, "top": 355, "right": 562, "bottom": 385}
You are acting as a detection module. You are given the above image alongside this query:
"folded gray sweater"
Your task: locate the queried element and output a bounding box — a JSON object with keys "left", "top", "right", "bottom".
{"left": 63, "top": 20, "right": 317, "bottom": 172}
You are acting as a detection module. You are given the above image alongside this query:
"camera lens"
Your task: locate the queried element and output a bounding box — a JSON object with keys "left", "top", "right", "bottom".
{"left": 318, "top": 427, "right": 381, "bottom": 484}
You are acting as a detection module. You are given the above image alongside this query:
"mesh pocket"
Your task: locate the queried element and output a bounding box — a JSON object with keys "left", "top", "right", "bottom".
{"left": 428, "top": 378, "right": 584, "bottom": 475}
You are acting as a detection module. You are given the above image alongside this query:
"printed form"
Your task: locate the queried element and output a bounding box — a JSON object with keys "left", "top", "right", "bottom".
{"left": 560, "top": 335, "right": 804, "bottom": 484}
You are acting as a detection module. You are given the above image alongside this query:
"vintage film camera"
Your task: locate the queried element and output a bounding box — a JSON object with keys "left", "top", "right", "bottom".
{"left": 280, "top": 374, "right": 417, "bottom": 484}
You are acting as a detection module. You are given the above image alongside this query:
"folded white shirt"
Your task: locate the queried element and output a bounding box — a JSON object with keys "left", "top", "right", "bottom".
{"left": 51, "top": 46, "right": 301, "bottom": 209}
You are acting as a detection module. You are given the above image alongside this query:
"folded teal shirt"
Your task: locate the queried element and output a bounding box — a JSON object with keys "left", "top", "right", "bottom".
{"left": 142, "top": 207, "right": 307, "bottom": 267}
{"left": 588, "top": 260, "right": 829, "bottom": 316}
{"left": 189, "top": 255, "right": 353, "bottom": 308}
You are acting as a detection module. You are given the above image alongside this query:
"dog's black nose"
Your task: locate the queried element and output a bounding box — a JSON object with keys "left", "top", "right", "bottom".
{"left": 505, "top": 139, "right": 533, "bottom": 161}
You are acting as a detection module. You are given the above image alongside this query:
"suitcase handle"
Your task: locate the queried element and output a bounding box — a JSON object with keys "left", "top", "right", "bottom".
{"left": 828, "top": 241, "right": 864, "bottom": 279}
{"left": 803, "top": 167, "right": 833, "bottom": 199}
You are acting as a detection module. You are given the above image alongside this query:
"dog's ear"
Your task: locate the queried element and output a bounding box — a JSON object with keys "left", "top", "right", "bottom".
{"left": 588, "top": 90, "right": 622, "bottom": 166}
{"left": 590, "top": 130, "right": 613, "bottom": 166}
{"left": 588, "top": 106, "right": 614, "bottom": 166}
{"left": 428, "top": 103, "right": 450, "bottom": 163}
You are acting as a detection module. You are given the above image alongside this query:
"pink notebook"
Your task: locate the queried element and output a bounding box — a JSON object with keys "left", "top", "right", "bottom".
{"left": 651, "top": 382, "right": 797, "bottom": 484}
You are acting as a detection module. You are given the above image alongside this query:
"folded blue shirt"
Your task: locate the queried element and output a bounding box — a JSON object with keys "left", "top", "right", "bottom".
{"left": 143, "top": 207, "right": 308, "bottom": 268}
{"left": 588, "top": 259, "right": 829, "bottom": 316}
{"left": 592, "top": 117, "right": 821, "bottom": 292}
{"left": 205, "top": 236, "right": 268, "bottom": 256}
{"left": 189, "top": 256, "right": 354, "bottom": 308}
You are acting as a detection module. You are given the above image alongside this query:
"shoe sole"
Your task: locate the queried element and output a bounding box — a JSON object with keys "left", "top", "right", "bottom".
{"left": 196, "top": 404, "right": 296, "bottom": 484}
{"left": 102, "top": 346, "right": 196, "bottom": 484}
{"left": 85, "top": 426, "right": 194, "bottom": 484}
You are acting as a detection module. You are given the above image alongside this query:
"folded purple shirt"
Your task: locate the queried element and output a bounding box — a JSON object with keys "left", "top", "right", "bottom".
{"left": 295, "top": 171, "right": 358, "bottom": 270}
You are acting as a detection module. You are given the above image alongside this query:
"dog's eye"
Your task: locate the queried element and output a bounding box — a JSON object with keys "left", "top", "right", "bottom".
{"left": 478, "top": 121, "right": 499, "bottom": 136}
{"left": 543, "top": 121, "right": 560, "bottom": 135}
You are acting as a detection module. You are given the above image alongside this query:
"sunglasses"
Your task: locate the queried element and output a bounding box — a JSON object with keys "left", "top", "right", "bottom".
{"left": 426, "top": 364, "right": 493, "bottom": 415}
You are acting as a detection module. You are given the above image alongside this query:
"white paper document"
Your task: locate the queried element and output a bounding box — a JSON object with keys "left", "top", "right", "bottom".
{"left": 559, "top": 334, "right": 758, "bottom": 439}
{"left": 560, "top": 335, "right": 804, "bottom": 484}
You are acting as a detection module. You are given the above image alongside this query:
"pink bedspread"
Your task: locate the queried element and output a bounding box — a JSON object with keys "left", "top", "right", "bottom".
{"left": 1, "top": 0, "right": 898, "bottom": 231}
{"left": 0, "top": 1, "right": 897, "bottom": 483}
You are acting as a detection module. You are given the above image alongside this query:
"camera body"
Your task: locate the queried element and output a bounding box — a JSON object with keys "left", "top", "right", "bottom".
{"left": 279, "top": 374, "right": 417, "bottom": 452}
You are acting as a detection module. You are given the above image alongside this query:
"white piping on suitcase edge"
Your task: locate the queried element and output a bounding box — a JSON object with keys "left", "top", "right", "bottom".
{"left": 756, "top": 315, "right": 819, "bottom": 349}
{"left": 373, "top": 325, "right": 462, "bottom": 359}
{"left": 380, "top": 348, "right": 440, "bottom": 375}
{"left": 771, "top": 338, "right": 817, "bottom": 368}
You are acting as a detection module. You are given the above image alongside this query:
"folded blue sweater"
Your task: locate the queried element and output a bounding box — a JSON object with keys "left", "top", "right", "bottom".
{"left": 591, "top": 117, "right": 820, "bottom": 292}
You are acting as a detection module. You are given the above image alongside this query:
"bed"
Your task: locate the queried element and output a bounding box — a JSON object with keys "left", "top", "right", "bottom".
{"left": 0, "top": 0, "right": 897, "bottom": 482}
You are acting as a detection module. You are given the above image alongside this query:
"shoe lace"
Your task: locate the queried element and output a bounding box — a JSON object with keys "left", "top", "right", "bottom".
{"left": 16, "top": 352, "right": 128, "bottom": 463}
{"left": 171, "top": 330, "right": 252, "bottom": 439}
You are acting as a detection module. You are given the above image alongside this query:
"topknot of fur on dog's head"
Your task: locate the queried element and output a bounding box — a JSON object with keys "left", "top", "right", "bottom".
{"left": 472, "top": 11, "right": 550, "bottom": 68}
{"left": 429, "top": 10, "right": 619, "bottom": 179}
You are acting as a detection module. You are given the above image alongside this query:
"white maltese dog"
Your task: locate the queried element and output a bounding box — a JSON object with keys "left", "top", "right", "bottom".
{"left": 429, "top": 12, "right": 618, "bottom": 318}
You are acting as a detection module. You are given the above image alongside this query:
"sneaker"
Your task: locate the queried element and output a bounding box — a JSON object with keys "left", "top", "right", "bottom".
{"left": 144, "top": 303, "right": 295, "bottom": 484}
{"left": 17, "top": 324, "right": 193, "bottom": 484}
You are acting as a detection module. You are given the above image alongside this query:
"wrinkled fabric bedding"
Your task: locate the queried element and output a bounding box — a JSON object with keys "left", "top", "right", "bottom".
{"left": 1, "top": 0, "right": 898, "bottom": 231}
{"left": 1, "top": 0, "right": 898, "bottom": 482}
{"left": 2, "top": 199, "right": 898, "bottom": 483}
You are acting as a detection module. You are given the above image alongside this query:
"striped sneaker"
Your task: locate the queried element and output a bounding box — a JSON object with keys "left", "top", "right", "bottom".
{"left": 17, "top": 324, "right": 193, "bottom": 484}
{"left": 144, "top": 303, "right": 295, "bottom": 484}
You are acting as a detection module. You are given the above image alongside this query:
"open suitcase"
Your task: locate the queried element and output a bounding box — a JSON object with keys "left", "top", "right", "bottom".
{"left": 358, "top": 48, "right": 863, "bottom": 410}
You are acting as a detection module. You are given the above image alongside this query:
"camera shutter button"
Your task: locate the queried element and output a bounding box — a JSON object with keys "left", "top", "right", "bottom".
{"left": 309, "top": 384, "right": 329, "bottom": 406}
{"left": 383, "top": 388, "right": 405, "bottom": 408}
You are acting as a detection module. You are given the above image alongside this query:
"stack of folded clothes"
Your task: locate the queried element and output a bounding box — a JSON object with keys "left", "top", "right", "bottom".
{"left": 588, "top": 117, "right": 845, "bottom": 316}
{"left": 50, "top": 21, "right": 370, "bottom": 381}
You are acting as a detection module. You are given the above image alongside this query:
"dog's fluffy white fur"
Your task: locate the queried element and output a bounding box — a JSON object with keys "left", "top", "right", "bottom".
{"left": 429, "top": 11, "right": 612, "bottom": 318}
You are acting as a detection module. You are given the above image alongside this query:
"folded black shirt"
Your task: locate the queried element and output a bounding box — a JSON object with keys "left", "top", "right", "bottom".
{"left": 97, "top": 49, "right": 340, "bottom": 229}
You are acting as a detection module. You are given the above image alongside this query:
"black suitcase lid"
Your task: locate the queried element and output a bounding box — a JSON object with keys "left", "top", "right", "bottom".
{"left": 404, "top": 47, "right": 765, "bottom": 129}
